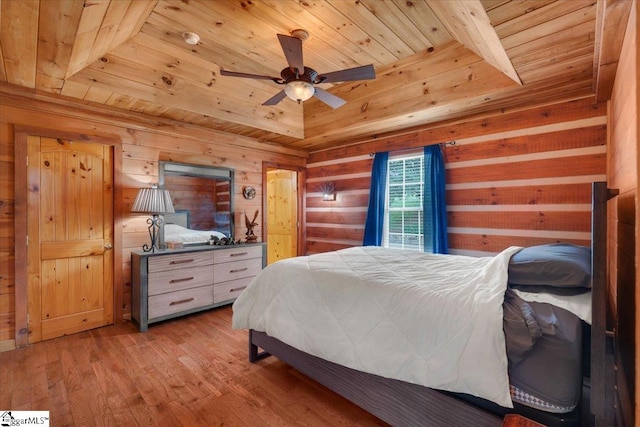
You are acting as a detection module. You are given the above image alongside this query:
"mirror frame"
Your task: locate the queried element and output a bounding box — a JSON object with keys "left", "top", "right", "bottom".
{"left": 159, "top": 161, "right": 235, "bottom": 247}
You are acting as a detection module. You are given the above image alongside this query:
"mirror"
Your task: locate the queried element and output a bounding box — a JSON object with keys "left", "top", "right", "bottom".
{"left": 159, "top": 161, "right": 234, "bottom": 247}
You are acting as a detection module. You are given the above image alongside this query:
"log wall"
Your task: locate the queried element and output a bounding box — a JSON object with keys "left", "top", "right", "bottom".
{"left": 306, "top": 97, "right": 607, "bottom": 256}
{"left": 0, "top": 86, "right": 307, "bottom": 350}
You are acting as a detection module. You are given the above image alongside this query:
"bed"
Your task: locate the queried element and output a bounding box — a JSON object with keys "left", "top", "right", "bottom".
{"left": 232, "top": 182, "right": 614, "bottom": 426}
{"left": 163, "top": 211, "right": 227, "bottom": 245}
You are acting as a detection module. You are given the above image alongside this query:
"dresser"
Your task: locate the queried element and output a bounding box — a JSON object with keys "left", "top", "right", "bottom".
{"left": 131, "top": 243, "right": 266, "bottom": 331}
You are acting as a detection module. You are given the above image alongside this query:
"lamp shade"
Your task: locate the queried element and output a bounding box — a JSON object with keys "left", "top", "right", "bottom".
{"left": 131, "top": 187, "right": 175, "bottom": 214}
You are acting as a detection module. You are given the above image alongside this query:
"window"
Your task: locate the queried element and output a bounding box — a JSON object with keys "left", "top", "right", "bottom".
{"left": 383, "top": 154, "right": 424, "bottom": 251}
{"left": 363, "top": 147, "right": 447, "bottom": 253}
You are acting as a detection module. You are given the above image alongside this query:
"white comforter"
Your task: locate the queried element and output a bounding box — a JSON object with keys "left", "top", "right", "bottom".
{"left": 232, "top": 245, "right": 522, "bottom": 408}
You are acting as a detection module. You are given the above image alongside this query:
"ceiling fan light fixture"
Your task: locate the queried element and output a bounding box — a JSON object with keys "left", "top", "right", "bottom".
{"left": 284, "top": 80, "right": 314, "bottom": 103}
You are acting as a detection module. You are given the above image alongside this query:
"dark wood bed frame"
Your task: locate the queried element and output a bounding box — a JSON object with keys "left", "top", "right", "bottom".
{"left": 247, "top": 182, "right": 616, "bottom": 427}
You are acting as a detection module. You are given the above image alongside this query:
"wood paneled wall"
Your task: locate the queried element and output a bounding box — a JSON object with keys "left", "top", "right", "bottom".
{"left": 608, "top": 3, "right": 638, "bottom": 425}
{"left": 306, "top": 97, "right": 607, "bottom": 256}
{"left": 0, "top": 86, "right": 306, "bottom": 350}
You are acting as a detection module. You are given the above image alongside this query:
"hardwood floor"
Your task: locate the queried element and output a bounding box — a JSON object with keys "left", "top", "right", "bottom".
{"left": 0, "top": 306, "right": 388, "bottom": 426}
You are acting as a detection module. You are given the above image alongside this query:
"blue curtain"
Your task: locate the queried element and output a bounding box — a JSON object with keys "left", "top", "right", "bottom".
{"left": 363, "top": 152, "right": 389, "bottom": 246}
{"left": 423, "top": 145, "right": 448, "bottom": 254}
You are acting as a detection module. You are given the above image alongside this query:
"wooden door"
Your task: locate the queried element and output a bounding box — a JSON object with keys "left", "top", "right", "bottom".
{"left": 266, "top": 169, "right": 298, "bottom": 264}
{"left": 27, "top": 136, "right": 114, "bottom": 342}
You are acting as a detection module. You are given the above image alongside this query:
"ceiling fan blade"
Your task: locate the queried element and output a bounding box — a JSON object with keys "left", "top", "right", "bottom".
{"left": 262, "top": 90, "right": 287, "bottom": 106}
{"left": 313, "top": 88, "right": 346, "bottom": 109}
{"left": 220, "top": 69, "right": 278, "bottom": 81}
{"left": 277, "top": 34, "right": 304, "bottom": 73}
{"left": 318, "top": 64, "right": 376, "bottom": 83}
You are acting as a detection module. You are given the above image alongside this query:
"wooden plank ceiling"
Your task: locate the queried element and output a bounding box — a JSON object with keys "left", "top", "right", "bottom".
{"left": 0, "top": 0, "right": 627, "bottom": 152}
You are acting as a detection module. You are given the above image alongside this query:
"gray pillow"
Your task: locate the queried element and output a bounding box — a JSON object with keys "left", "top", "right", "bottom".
{"left": 508, "top": 243, "right": 591, "bottom": 288}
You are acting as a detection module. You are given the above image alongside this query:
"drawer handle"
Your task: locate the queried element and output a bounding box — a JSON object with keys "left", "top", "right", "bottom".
{"left": 170, "top": 259, "right": 194, "bottom": 265}
{"left": 230, "top": 286, "right": 247, "bottom": 293}
{"left": 230, "top": 252, "right": 248, "bottom": 257}
{"left": 170, "top": 277, "right": 194, "bottom": 284}
{"left": 169, "top": 297, "right": 195, "bottom": 306}
{"left": 230, "top": 267, "right": 248, "bottom": 273}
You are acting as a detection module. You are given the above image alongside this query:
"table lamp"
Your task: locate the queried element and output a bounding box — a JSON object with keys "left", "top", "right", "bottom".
{"left": 131, "top": 185, "right": 175, "bottom": 252}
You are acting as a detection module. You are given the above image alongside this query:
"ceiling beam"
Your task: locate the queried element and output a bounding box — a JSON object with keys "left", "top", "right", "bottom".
{"left": 426, "top": 0, "right": 521, "bottom": 85}
{"left": 66, "top": 0, "right": 158, "bottom": 79}
{"left": 593, "top": 0, "right": 633, "bottom": 102}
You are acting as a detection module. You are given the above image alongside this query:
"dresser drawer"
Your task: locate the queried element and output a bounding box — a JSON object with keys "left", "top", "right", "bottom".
{"left": 214, "top": 277, "right": 253, "bottom": 303}
{"left": 148, "top": 285, "right": 214, "bottom": 320}
{"left": 148, "top": 265, "right": 213, "bottom": 296}
{"left": 213, "top": 245, "right": 262, "bottom": 264}
{"left": 132, "top": 243, "right": 266, "bottom": 332}
{"left": 148, "top": 251, "right": 214, "bottom": 273}
{"left": 214, "top": 257, "right": 263, "bottom": 283}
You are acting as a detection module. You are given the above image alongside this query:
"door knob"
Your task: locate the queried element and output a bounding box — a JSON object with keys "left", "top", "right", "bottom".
{"left": 104, "top": 243, "right": 113, "bottom": 250}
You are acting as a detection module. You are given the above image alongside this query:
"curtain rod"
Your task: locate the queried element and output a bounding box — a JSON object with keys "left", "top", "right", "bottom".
{"left": 369, "top": 140, "right": 456, "bottom": 157}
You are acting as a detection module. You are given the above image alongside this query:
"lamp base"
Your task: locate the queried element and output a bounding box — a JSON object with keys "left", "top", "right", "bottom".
{"left": 142, "top": 215, "right": 162, "bottom": 253}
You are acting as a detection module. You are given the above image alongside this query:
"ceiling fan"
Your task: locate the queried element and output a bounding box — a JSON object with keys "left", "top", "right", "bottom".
{"left": 220, "top": 31, "right": 376, "bottom": 109}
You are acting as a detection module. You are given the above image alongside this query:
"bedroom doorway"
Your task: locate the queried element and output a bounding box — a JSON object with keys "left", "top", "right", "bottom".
{"left": 264, "top": 165, "right": 305, "bottom": 264}
{"left": 25, "top": 136, "right": 114, "bottom": 343}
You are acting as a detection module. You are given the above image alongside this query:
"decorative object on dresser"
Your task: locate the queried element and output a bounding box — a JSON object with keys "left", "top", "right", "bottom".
{"left": 131, "top": 185, "right": 175, "bottom": 253}
{"left": 209, "top": 236, "right": 242, "bottom": 246}
{"left": 131, "top": 243, "right": 266, "bottom": 332}
{"left": 244, "top": 210, "right": 259, "bottom": 243}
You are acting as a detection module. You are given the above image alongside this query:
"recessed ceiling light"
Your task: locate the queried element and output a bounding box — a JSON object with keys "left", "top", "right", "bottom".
{"left": 181, "top": 32, "right": 200, "bottom": 45}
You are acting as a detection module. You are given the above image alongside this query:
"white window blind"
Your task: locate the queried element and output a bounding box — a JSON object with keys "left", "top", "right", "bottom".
{"left": 383, "top": 154, "right": 424, "bottom": 251}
